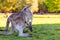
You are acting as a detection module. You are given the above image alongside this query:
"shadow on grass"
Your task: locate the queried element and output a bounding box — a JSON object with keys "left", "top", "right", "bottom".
{"left": 32, "top": 24, "right": 60, "bottom": 30}
{"left": 31, "top": 24, "right": 60, "bottom": 40}
{"left": 32, "top": 24, "right": 60, "bottom": 34}
{"left": 0, "top": 24, "right": 60, "bottom": 34}
{"left": 0, "top": 24, "right": 60, "bottom": 40}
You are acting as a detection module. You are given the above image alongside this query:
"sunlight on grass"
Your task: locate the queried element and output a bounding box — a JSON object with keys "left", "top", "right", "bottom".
{"left": 32, "top": 15, "right": 60, "bottom": 24}
{"left": 34, "top": 15, "right": 60, "bottom": 18}
{"left": 0, "top": 17, "right": 7, "bottom": 27}
{"left": 33, "top": 18, "right": 60, "bottom": 24}
{"left": 0, "top": 14, "right": 60, "bottom": 27}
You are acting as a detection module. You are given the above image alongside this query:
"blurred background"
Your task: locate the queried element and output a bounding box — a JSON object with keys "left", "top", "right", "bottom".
{"left": 0, "top": 0, "right": 60, "bottom": 14}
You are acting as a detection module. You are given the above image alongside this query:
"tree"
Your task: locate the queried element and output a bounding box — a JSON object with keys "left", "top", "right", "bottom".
{"left": 45, "top": 0, "right": 59, "bottom": 12}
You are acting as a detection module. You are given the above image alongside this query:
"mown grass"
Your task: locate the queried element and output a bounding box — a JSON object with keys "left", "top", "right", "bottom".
{"left": 0, "top": 14, "right": 60, "bottom": 40}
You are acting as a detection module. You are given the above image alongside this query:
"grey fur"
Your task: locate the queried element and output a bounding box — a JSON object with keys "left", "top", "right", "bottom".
{"left": 0, "top": 5, "right": 33, "bottom": 37}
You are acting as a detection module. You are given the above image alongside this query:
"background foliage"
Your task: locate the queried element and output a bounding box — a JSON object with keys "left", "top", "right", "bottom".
{"left": 0, "top": 0, "right": 60, "bottom": 13}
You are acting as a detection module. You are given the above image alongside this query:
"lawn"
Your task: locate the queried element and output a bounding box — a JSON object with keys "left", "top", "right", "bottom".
{"left": 0, "top": 14, "right": 60, "bottom": 40}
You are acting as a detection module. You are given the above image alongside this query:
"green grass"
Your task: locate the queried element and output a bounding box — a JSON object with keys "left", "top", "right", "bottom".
{"left": 0, "top": 14, "right": 60, "bottom": 40}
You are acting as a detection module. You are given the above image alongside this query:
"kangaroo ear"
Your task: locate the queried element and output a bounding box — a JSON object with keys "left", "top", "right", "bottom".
{"left": 24, "top": 4, "right": 31, "bottom": 10}
{"left": 26, "top": 4, "right": 31, "bottom": 8}
{"left": 28, "top": 4, "right": 32, "bottom": 7}
{"left": 22, "top": 4, "right": 31, "bottom": 11}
